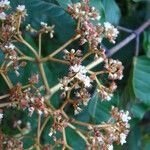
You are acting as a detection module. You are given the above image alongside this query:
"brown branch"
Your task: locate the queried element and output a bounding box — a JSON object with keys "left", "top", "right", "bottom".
{"left": 41, "top": 34, "right": 81, "bottom": 62}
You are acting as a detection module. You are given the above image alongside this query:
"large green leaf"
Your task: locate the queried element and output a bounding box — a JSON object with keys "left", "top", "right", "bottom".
{"left": 133, "top": 56, "right": 150, "bottom": 105}
{"left": 131, "top": 103, "right": 150, "bottom": 120}
{"left": 101, "top": 0, "right": 121, "bottom": 25}
{"left": 56, "top": 0, "right": 73, "bottom": 9}
{"left": 143, "top": 30, "right": 150, "bottom": 58}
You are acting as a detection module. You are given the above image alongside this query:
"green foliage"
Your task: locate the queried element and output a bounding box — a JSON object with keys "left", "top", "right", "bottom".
{"left": 143, "top": 30, "right": 150, "bottom": 57}
{"left": 133, "top": 56, "right": 150, "bottom": 105}
{"left": 102, "top": 0, "right": 121, "bottom": 24}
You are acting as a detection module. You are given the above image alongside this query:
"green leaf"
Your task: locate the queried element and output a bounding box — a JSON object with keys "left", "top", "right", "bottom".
{"left": 131, "top": 103, "right": 150, "bottom": 120}
{"left": 56, "top": 0, "right": 73, "bottom": 10}
{"left": 143, "top": 30, "right": 150, "bottom": 58}
{"left": 88, "top": 91, "right": 119, "bottom": 123}
{"left": 102, "top": 0, "right": 121, "bottom": 25}
{"left": 66, "top": 127, "right": 86, "bottom": 150}
{"left": 133, "top": 56, "right": 150, "bottom": 105}
{"left": 125, "top": 125, "right": 141, "bottom": 150}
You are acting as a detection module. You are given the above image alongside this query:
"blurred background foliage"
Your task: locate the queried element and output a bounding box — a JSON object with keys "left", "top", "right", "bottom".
{"left": 0, "top": 0, "right": 150, "bottom": 149}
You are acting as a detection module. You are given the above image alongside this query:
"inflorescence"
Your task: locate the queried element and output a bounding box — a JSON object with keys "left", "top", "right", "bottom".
{"left": 0, "top": 0, "right": 131, "bottom": 149}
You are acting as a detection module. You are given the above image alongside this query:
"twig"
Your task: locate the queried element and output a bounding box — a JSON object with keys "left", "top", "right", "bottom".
{"left": 41, "top": 34, "right": 81, "bottom": 62}
{"left": 62, "top": 128, "right": 73, "bottom": 150}
{"left": 38, "top": 63, "right": 50, "bottom": 93}
{"left": 0, "top": 101, "right": 18, "bottom": 108}
{"left": 37, "top": 114, "right": 41, "bottom": 146}
{"left": 39, "top": 33, "right": 42, "bottom": 57}
{"left": 68, "top": 123, "right": 89, "bottom": 145}
{"left": 135, "top": 35, "right": 140, "bottom": 56}
{"left": 39, "top": 116, "right": 50, "bottom": 137}
{"left": 0, "top": 94, "right": 10, "bottom": 100}
{"left": 117, "top": 26, "right": 133, "bottom": 33}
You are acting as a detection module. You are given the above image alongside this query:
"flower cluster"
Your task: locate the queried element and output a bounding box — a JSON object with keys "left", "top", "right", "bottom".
{"left": 9, "top": 75, "right": 46, "bottom": 116}
{"left": 68, "top": 0, "right": 100, "bottom": 21}
{"left": 26, "top": 22, "right": 55, "bottom": 38}
{"left": 60, "top": 49, "right": 93, "bottom": 113}
{"left": 3, "top": 43, "right": 26, "bottom": 76}
{"left": 87, "top": 106, "right": 131, "bottom": 150}
{"left": 95, "top": 57, "right": 123, "bottom": 101}
{"left": 104, "top": 59, "right": 124, "bottom": 80}
{"left": 0, "top": 0, "right": 10, "bottom": 20}
{"left": 0, "top": 2, "right": 27, "bottom": 42}
{"left": 0, "top": 132, "right": 23, "bottom": 150}
{"left": 68, "top": 0, "right": 119, "bottom": 48}
{"left": 97, "top": 82, "right": 117, "bottom": 101}
{"left": 49, "top": 111, "right": 68, "bottom": 141}
{"left": 104, "top": 22, "right": 119, "bottom": 44}
{"left": 63, "top": 49, "right": 82, "bottom": 65}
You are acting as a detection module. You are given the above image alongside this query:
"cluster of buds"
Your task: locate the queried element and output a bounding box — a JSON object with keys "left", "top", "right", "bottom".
{"left": 104, "top": 22, "right": 119, "bottom": 44}
{"left": 104, "top": 59, "right": 124, "bottom": 80}
{"left": 60, "top": 49, "right": 93, "bottom": 113}
{"left": 87, "top": 106, "right": 131, "bottom": 150}
{"left": 68, "top": 0, "right": 119, "bottom": 48}
{"left": 26, "top": 22, "right": 55, "bottom": 38}
{"left": 49, "top": 111, "right": 68, "bottom": 141}
{"left": 63, "top": 49, "right": 82, "bottom": 65}
{"left": 97, "top": 82, "right": 117, "bottom": 101}
{"left": 40, "top": 22, "right": 55, "bottom": 38}
{"left": 0, "top": 1, "right": 26, "bottom": 24}
{"left": 0, "top": 132, "right": 23, "bottom": 150}
{"left": 3, "top": 43, "right": 26, "bottom": 76}
{"left": 68, "top": 0, "right": 100, "bottom": 21}
{"left": 9, "top": 74, "right": 46, "bottom": 116}
{"left": 16, "top": 5, "right": 27, "bottom": 18}
{"left": 0, "top": 0, "right": 10, "bottom": 20}
{"left": 96, "top": 58, "right": 123, "bottom": 101}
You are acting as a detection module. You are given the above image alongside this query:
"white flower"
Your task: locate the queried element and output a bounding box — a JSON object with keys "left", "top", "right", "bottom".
{"left": 0, "top": 112, "right": 3, "bottom": 123}
{"left": 97, "top": 136, "right": 103, "bottom": 143}
{"left": 5, "top": 43, "right": 15, "bottom": 50}
{"left": 108, "top": 144, "right": 113, "bottom": 150}
{"left": 17, "top": 5, "right": 25, "bottom": 12}
{"left": 104, "top": 22, "right": 112, "bottom": 30}
{"left": 74, "top": 106, "right": 82, "bottom": 115}
{"left": 70, "top": 64, "right": 92, "bottom": 87}
{"left": 104, "top": 22, "right": 119, "bottom": 43}
{"left": 0, "top": 12, "right": 6, "bottom": 20}
{"left": 28, "top": 107, "right": 34, "bottom": 117}
{"left": 40, "top": 22, "right": 47, "bottom": 27}
{"left": 49, "top": 131, "right": 53, "bottom": 137}
{"left": 121, "top": 111, "right": 131, "bottom": 123}
{"left": 70, "top": 64, "right": 87, "bottom": 74}
{"left": 38, "top": 110, "right": 43, "bottom": 115}
{"left": 26, "top": 122, "right": 31, "bottom": 130}
{"left": 76, "top": 74, "right": 91, "bottom": 87}
{"left": 0, "top": 0, "right": 10, "bottom": 7}
{"left": 120, "top": 133, "right": 127, "bottom": 145}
